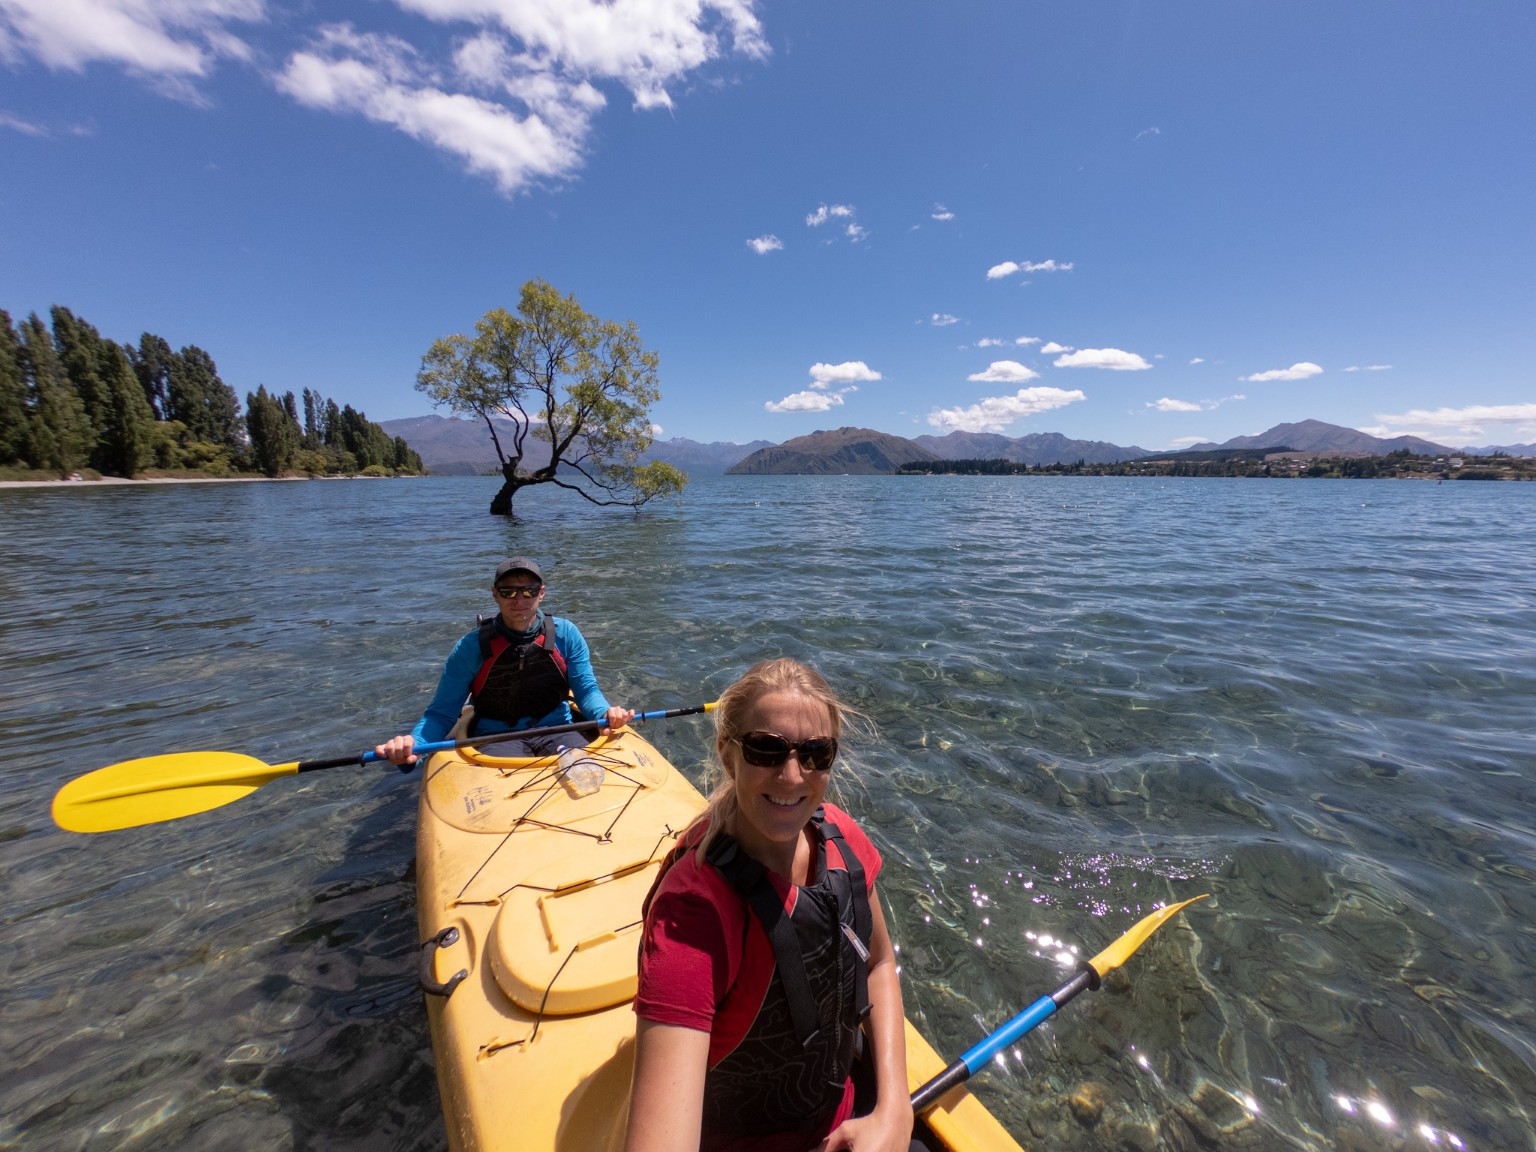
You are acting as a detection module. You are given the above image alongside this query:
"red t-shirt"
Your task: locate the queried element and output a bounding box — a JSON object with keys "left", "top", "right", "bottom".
{"left": 633, "top": 805, "right": 883, "bottom": 1152}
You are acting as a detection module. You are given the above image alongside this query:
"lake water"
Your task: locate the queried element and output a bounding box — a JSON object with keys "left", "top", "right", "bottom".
{"left": 3, "top": 474, "right": 1533, "bottom": 1152}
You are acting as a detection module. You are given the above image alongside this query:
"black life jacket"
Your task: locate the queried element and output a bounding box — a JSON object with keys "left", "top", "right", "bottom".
{"left": 468, "top": 615, "right": 570, "bottom": 732}
{"left": 645, "top": 808, "right": 874, "bottom": 1138}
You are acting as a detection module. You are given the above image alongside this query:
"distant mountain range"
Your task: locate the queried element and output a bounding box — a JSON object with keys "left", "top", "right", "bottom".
{"left": 1181, "top": 419, "right": 1452, "bottom": 457}
{"left": 381, "top": 415, "right": 1532, "bottom": 477}
{"left": 377, "top": 415, "right": 767, "bottom": 476}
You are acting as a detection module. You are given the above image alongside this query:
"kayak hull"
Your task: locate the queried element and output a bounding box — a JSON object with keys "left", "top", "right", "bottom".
{"left": 415, "top": 728, "right": 1025, "bottom": 1152}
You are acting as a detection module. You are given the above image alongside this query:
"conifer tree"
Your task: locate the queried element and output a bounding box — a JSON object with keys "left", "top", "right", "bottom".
{"left": 0, "top": 310, "right": 28, "bottom": 466}
{"left": 129, "top": 333, "right": 175, "bottom": 419}
{"left": 245, "top": 385, "right": 300, "bottom": 476}
{"left": 19, "top": 314, "right": 91, "bottom": 476}
{"left": 170, "top": 345, "right": 242, "bottom": 449}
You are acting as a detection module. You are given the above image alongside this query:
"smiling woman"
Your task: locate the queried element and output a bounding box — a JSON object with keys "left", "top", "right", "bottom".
{"left": 626, "top": 658, "right": 926, "bottom": 1152}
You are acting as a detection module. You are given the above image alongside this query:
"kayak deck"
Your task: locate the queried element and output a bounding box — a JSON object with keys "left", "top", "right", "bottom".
{"left": 415, "top": 729, "right": 1025, "bottom": 1152}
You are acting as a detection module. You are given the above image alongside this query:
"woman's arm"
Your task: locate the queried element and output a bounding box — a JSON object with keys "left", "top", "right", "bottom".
{"left": 820, "top": 891, "right": 914, "bottom": 1152}
{"left": 624, "top": 1019, "right": 710, "bottom": 1152}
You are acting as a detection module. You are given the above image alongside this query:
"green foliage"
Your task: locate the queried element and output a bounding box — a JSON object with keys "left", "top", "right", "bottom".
{"left": 18, "top": 313, "right": 91, "bottom": 476}
{"left": 0, "top": 311, "right": 27, "bottom": 465}
{"left": 417, "top": 278, "right": 684, "bottom": 515}
{"left": 245, "top": 385, "right": 302, "bottom": 476}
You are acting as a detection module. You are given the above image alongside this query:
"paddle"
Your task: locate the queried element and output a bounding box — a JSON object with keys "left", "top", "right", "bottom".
{"left": 911, "top": 894, "right": 1208, "bottom": 1112}
{"left": 51, "top": 703, "right": 717, "bottom": 834}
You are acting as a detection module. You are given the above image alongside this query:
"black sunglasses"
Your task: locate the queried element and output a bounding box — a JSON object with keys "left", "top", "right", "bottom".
{"left": 494, "top": 584, "right": 543, "bottom": 599}
{"left": 733, "top": 731, "right": 839, "bottom": 773}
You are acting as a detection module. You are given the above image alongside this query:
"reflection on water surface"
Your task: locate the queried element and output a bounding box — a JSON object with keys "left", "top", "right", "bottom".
{"left": 2, "top": 475, "right": 1533, "bottom": 1150}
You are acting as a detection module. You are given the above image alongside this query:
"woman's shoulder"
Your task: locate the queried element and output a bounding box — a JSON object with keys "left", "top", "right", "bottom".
{"left": 819, "top": 804, "right": 883, "bottom": 878}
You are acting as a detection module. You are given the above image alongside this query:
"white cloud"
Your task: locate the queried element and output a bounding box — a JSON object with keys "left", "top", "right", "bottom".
{"left": 968, "top": 360, "right": 1040, "bottom": 384}
{"left": 931, "top": 203, "right": 954, "bottom": 221}
{"left": 1243, "top": 362, "right": 1323, "bottom": 382}
{"left": 1135, "top": 126, "right": 1160, "bottom": 140}
{"left": 845, "top": 222, "right": 867, "bottom": 242}
{"left": 1369, "top": 403, "right": 1536, "bottom": 440}
{"left": 7, "top": 0, "right": 769, "bottom": 188}
{"left": 1168, "top": 435, "right": 1208, "bottom": 447}
{"left": 0, "top": 0, "right": 263, "bottom": 96}
{"left": 930, "top": 313, "right": 960, "bottom": 327}
{"left": 1015, "top": 336, "right": 1040, "bottom": 346}
{"left": 806, "top": 203, "right": 855, "bottom": 227}
{"left": 927, "top": 387, "right": 1086, "bottom": 434}
{"left": 766, "top": 389, "right": 847, "bottom": 414}
{"left": 986, "top": 259, "right": 1074, "bottom": 279}
{"left": 1343, "top": 364, "right": 1392, "bottom": 372}
{"left": 746, "top": 234, "right": 782, "bottom": 255}
{"left": 809, "top": 361, "right": 881, "bottom": 386}
{"left": 1149, "top": 398, "right": 1202, "bottom": 412}
{"left": 977, "top": 337, "right": 1005, "bottom": 348}
{"left": 396, "top": 0, "right": 766, "bottom": 112}
{"left": 1189, "top": 356, "right": 1205, "bottom": 365}
{"left": 1054, "top": 347, "right": 1151, "bottom": 371}
{"left": 279, "top": 25, "right": 597, "bottom": 194}
{"left": 1040, "top": 341, "right": 1072, "bottom": 354}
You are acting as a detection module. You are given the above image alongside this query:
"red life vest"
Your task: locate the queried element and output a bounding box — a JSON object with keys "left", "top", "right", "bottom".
{"left": 468, "top": 615, "right": 570, "bottom": 731}
{"left": 644, "top": 809, "right": 874, "bottom": 1140}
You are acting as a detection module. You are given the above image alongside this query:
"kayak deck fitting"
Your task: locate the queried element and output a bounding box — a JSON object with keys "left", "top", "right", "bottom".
{"left": 415, "top": 728, "right": 1025, "bottom": 1152}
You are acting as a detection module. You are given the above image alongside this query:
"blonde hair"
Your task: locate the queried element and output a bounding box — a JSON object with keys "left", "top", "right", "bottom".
{"left": 693, "top": 658, "right": 865, "bottom": 860}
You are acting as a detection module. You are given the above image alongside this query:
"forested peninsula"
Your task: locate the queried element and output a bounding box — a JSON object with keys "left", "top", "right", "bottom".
{"left": 0, "top": 306, "right": 421, "bottom": 482}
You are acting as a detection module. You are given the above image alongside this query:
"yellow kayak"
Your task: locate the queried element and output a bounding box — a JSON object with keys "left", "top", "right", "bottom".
{"left": 415, "top": 728, "right": 1026, "bottom": 1152}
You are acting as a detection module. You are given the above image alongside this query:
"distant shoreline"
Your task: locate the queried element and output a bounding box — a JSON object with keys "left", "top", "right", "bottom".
{"left": 0, "top": 474, "right": 417, "bottom": 490}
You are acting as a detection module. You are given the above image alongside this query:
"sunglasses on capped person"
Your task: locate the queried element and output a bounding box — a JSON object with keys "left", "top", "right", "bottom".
{"left": 495, "top": 584, "right": 543, "bottom": 599}
{"left": 733, "top": 731, "right": 840, "bottom": 773}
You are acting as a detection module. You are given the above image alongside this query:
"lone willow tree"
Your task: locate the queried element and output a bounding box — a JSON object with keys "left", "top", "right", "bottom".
{"left": 417, "top": 280, "right": 686, "bottom": 517}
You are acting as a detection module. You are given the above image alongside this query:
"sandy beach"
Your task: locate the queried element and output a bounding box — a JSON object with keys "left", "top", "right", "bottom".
{"left": 0, "top": 475, "right": 312, "bottom": 490}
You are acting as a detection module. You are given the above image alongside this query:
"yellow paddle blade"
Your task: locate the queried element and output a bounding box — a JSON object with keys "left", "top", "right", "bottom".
{"left": 1088, "top": 894, "right": 1209, "bottom": 978}
{"left": 52, "top": 751, "right": 301, "bottom": 833}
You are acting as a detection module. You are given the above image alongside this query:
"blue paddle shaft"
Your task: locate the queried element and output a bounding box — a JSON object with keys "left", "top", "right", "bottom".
{"left": 959, "top": 994, "right": 1059, "bottom": 1073}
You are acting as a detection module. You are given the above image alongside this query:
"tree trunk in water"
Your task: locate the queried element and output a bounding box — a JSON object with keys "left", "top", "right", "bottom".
{"left": 489, "top": 459, "right": 520, "bottom": 517}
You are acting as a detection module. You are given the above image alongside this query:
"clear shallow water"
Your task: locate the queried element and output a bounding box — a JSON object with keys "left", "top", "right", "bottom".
{"left": 2, "top": 475, "right": 1533, "bottom": 1151}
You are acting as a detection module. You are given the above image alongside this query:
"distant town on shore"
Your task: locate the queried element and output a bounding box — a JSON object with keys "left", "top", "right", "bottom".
{"left": 379, "top": 415, "right": 1536, "bottom": 481}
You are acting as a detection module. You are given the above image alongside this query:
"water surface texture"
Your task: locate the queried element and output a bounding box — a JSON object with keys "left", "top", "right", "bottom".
{"left": 3, "top": 475, "right": 1533, "bottom": 1151}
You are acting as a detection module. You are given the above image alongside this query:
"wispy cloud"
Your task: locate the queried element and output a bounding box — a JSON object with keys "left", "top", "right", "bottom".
{"left": 930, "top": 313, "right": 960, "bottom": 327}
{"left": 1054, "top": 347, "right": 1151, "bottom": 371}
{"left": 927, "top": 387, "right": 1086, "bottom": 434}
{"left": 1343, "top": 364, "right": 1392, "bottom": 372}
{"left": 967, "top": 360, "right": 1040, "bottom": 384}
{"left": 1189, "top": 356, "right": 1205, "bottom": 365}
{"left": 1015, "top": 336, "right": 1040, "bottom": 346}
{"left": 0, "top": 111, "right": 49, "bottom": 135}
{"left": 1135, "top": 126, "right": 1160, "bottom": 140}
{"left": 1243, "top": 362, "right": 1323, "bottom": 382}
{"left": 1148, "top": 393, "right": 1245, "bottom": 413}
{"left": 746, "top": 234, "right": 782, "bottom": 255}
{"left": 1366, "top": 403, "right": 1536, "bottom": 441}
{"left": 0, "top": 0, "right": 263, "bottom": 100}
{"left": 930, "top": 203, "right": 954, "bottom": 221}
{"left": 986, "top": 259, "right": 1074, "bottom": 280}
{"left": 1, "top": 0, "right": 768, "bottom": 189}
{"left": 1040, "top": 341, "right": 1072, "bottom": 354}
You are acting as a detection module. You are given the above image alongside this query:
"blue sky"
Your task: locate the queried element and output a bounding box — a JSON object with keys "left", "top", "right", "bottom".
{"left": 3, "top": 0, "right": 1533, "bottom": 451}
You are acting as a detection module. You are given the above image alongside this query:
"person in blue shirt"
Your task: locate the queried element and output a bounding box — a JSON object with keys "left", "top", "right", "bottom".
{"left": 375, "top": 557, "right": 633, "bottom": 767}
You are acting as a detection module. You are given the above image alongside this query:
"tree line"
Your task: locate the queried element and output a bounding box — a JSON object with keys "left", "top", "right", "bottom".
{"left": 898, "top": 450, "right": 1535, "bottom": 481}
{"left": 0, "top": 306, "right": 422, "bottom": 480}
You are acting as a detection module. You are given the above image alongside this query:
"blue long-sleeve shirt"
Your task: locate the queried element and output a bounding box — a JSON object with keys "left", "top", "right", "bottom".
{"left": 410, "top": 613, "right": 611, "bottom": 745}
